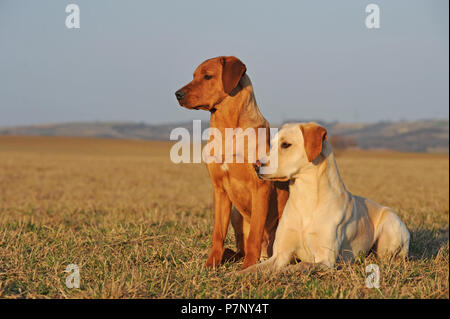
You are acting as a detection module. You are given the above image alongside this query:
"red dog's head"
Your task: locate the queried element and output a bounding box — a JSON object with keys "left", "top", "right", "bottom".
{"left": 175, "top": 56, "right": 247, "bottom": 111}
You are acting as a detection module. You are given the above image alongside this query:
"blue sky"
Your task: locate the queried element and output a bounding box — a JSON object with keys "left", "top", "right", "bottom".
{"left": 0, "top": 0, "right": 448, "bottom": 126}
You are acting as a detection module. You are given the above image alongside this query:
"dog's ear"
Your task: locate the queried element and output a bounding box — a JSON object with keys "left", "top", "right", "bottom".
{"left": 221, "top": 56, "right": 246, "bottom": 94}
{"left": 299, "top": 123, "right": 328, "bottom": 162}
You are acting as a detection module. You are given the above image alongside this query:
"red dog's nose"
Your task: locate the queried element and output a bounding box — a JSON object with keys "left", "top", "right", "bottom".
{"left": 175, "top": 89, "right": 186, "bottom": 101}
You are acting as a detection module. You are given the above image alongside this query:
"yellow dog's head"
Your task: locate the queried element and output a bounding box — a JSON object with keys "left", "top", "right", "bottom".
{"left": 255, "top": 122, "right": 328, "bottom": 181}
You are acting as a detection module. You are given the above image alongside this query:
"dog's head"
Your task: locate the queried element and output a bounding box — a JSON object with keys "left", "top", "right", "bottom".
{"left": 255, "top": 122, "right": 328, "bottom": 181}
{"left": 175, "top": 56, "right": 247, "bottom": 111}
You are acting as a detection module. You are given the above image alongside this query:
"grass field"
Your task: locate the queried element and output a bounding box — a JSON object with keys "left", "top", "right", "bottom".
{"left": 0, "top": 136, "right": 448, "bottom": 299}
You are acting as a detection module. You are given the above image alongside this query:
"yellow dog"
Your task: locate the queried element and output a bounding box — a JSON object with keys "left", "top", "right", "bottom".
{"left": 241, "top": 122, "right": 410, "bottom": 273}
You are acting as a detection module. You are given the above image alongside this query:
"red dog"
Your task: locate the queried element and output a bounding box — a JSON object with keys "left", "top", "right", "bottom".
{"left": 175, "top": 56, "right": 289, "bottom": 269}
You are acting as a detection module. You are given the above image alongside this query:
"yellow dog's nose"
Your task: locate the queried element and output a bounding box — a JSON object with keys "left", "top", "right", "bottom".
{"left": 253, "top": 160, "right": 262, "bottom": 173}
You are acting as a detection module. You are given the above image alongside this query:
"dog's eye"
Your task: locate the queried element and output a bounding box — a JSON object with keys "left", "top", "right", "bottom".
{"left": 281, "top": 142, "right": 291, "bottom": 149}
{"left": 204, "top": 75, "right": 213, "bottom": 80}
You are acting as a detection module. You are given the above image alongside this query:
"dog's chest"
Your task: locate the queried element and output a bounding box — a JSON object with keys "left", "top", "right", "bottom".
{"left": 207, "top": 162, "right": 256, "bottom": 214}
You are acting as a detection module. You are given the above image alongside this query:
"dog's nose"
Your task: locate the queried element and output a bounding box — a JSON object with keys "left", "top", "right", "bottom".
{"left": 175, "top": 90, "right": 186, "bottom": 101}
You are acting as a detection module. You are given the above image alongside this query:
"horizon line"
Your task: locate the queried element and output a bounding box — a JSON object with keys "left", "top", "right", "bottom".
{"left": 1, "top": 117, "right": 449, "bottom": 129}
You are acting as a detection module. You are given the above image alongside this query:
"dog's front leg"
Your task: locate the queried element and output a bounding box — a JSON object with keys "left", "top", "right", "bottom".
{"left": 282, "top": 237, "right": 339, "bottom": 274}
{"left": 205, "top": 187, "right": 232, "bottom": 268}
{"left": 242, "top": 186, "right": 270, "bottom": 269}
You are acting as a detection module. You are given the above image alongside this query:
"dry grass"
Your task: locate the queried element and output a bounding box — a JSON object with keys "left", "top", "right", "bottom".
{"left": 0, "top": 136, "right": 448, "bottom": 299}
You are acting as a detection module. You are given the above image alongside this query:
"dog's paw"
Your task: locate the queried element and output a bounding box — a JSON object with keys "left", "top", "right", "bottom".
{"left": 205, "top": 251, "right": 223, "bottom": 269}
{"left": 282, "top": 261, "right": 328, "bottom": 274}
{"left": 236, "top": 265, "right": 256, "bottom": 275}
{"left": 242, "top": 254, "right": 259, "bottom": 270}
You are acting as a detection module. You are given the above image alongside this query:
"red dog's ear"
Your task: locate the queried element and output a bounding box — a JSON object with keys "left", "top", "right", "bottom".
{"left": 221, "top": 56, "right": 246, "bottom": 94}
{"left": 299, "top": 123, "right": 328, "bottom": 162}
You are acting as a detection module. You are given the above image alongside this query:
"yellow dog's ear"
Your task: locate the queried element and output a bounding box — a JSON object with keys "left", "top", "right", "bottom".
{"left": 299, "top": 123, "right": 328, "bottom": 162}
{"left": 220, "top": 56, "right": 246, "bottom": 94}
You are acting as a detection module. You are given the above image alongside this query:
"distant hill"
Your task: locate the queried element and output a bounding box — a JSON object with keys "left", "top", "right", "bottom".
{"left": 0, "top": 119, "right": 448, "bottom": 153}
{"left": 284, "top": 119, "right": 449, "bottom": 153}
{"left": 0, "top": 122, "right": 184, "bottom": 141}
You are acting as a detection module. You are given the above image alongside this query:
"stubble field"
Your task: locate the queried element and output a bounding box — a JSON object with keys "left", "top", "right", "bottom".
{"left": 0, "top": 136, "right": 448, "bottom": 298}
